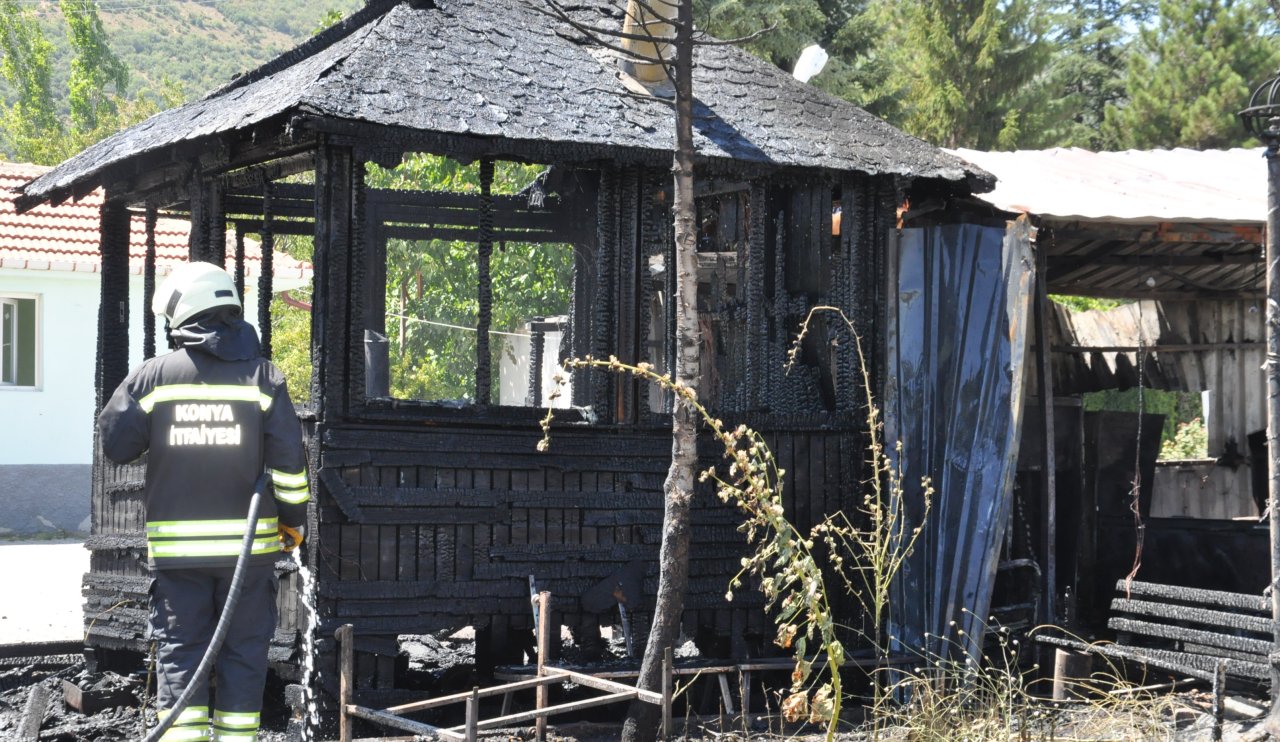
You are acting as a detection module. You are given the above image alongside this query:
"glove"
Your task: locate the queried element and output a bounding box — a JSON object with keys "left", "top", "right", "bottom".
{"left": 279, "top": 524, "right": 305, "bottom": 553}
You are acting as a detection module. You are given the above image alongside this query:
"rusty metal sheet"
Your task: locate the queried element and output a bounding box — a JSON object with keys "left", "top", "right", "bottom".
{"left": 884, "top": 219, "right": 1034, "bottom": 664}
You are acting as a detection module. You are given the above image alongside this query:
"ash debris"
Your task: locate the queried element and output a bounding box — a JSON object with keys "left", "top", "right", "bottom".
{"left": 0, "top": 657, "right": 297, "bottom": 741}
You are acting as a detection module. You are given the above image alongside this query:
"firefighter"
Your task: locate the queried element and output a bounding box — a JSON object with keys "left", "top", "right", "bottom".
{"left": 98, "top": 261, "right": 309, "bottom": 742}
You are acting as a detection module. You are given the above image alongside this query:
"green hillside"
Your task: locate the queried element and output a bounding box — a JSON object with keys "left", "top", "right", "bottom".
{"left": 31, "top": 0, "right": 363, "bottom": 104}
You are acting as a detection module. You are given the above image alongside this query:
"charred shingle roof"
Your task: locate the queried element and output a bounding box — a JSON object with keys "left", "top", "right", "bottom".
{"left": 20, "top": 0, "right": 992, "bottom": 207}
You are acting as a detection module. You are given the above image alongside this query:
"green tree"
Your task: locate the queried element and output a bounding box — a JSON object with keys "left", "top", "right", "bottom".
{"left": 61, "top": 0, "right": 128, "bottom": 134}
{"left": 1030, "top": 0, "right": 1148, "bottom": 148}
{"left": 1103, "top": 0, "right": 1280, "bottom": 149}
{"left": 868, "top": 0, "right": 1050, "bottom": 149}
{"left": 0, "top": 0, "right": 61, "bottom": 163}
{"left": 0, "top": 0, "right": 181, "bottom": 164}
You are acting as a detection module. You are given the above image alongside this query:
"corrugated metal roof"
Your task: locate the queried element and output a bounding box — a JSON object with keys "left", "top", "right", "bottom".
{"left": 948, "top": 147, "right": 1265, "bottom": 224}
{"left": 0, "top": 162, "right": 311, "bottom": 280}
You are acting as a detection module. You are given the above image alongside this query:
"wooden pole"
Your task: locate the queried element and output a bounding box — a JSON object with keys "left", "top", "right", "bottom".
{"left": 536, "top": 591, "right": 550, "bottom": 741}
{"left": 336, "top": 624, "right": 354, "bottom": 742}
{"left": 465, "top": 687, "right": 479, "bottom": 742}
{"left": 661, "top": 646, "right": 673, "bottom": 741}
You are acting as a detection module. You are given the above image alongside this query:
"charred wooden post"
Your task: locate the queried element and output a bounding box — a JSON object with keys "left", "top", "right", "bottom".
{"left": 143, "top": 205, "right": 157, "bottom": 361}
{"left": 98, "top": 199, "right": 131, "bottom": 408}
{"left": 187, "top": 170, "right": 208, "bottom": 260}
{"left": 1035, "top": 245, "right": 1058, "bottom": 627}
{"left": 592, "top": 165, "right": 619, "bottom": 415}
{"left": 233, "top": 225, "right": 246, "bottom": 303}
{"left": 349, "top": 161, "right": 369, "bottom": 405}
{"left": 314, "top": 141, "right": 356, "bottom": 414}
{"left": 258, "top": 181, "right": 275, "bottom": 358}
{"left": 745, "top": 181, "right": 766, "bottom": 411}
{"left": 528, "top": 317, "right": 545, "bottom": 407}
{"left": 207, "top": 179, "right": 227, "bottom": 265}
{"left": 477, "top": 158, "right": 494, "bottom": 405}
{"left": 617, "top": 166, "right": 640, "bottom": 422}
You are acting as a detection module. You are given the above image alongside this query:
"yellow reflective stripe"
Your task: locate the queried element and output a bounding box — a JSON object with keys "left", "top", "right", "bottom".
{"left": 274, "top": 487, "right": 310, "bottom": 505}
{"left": 139, "top": 384, "right": 273, "bottom": 413}
{"left": 159, "top": 727, "right": 210, "bottom": 741}
{"left": 269, "top": 469, "right": 308, "bottom": 488}
{"left": 149, "top": 537, "right": 280, "bottom": 558}
{"left": 213, "top": 711, "right": 260, "bottom": 728}
{"left": 159, "top": 706, "right": 209, "bottom": 724}
{"left": 147, "top": 519, "right": 278, "bottom": 537}
{"left": 211, "top": 732, "right": 256, "bottom": 741}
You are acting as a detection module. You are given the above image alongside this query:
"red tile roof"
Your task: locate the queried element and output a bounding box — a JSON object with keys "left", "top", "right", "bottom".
{"left": 0, "top": 162, "right": 311, "bottom": 279}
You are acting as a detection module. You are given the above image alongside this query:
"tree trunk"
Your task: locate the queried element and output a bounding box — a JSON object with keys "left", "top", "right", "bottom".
{"left": 622, "top": 1, "right": 697, "bottom": 739}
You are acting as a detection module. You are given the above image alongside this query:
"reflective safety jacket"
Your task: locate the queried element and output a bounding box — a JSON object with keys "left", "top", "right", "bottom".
{"left": 98, "top": 315, "right": 309, "bottom": 570}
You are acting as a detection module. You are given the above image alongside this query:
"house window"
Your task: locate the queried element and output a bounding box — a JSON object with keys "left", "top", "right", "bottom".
{"left": 0, "top": 296, "right": 38, "bottom": 387}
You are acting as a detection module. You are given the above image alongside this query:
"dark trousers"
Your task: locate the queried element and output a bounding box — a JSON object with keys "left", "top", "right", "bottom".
{"left": 149, "top": 565, "right": 278, "bottom": 719}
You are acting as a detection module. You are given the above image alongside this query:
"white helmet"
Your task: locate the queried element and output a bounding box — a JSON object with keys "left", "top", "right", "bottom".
{"left": 152, "top": 261, "right": 241, "bottom": 328}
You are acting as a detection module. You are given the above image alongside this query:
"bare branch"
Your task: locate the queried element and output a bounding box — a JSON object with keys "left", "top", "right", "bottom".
{"left": 528, "top": 0, "right": 679, "bottom": 90}
{"left": 619, "top": 0, "right": 678, "bottom": 87}
{"left": 528, "top": 2, "right": 666, "bottom": 64}
{"left": 692, "top": 22, "right": 777, "bottom": 46}
{"left": 580, "top": 86, "right": 675, "bottom": 107}
{"left": 552, "top": 28, "right": 664, "bottom": 67}
{"left": 627, "top": 0, "right": 686, "bottom": 30}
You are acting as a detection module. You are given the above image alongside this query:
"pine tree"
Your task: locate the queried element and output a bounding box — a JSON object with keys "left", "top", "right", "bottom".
{"left": 869, "top": 0, "right": 1050, "bottom": 149}
{"left": 693, "top": 0, "right": 892, "bottom": 109}
{"left": 1103, "top": 0, "right": 1279, "bottom": 149}
{"left": 1030, "top": 0, "right": 1148, "bottom": 148}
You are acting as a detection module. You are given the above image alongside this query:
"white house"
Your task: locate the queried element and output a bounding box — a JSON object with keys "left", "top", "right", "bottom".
{"left": 0, "top": 162, "right": 311, "bottom": 535}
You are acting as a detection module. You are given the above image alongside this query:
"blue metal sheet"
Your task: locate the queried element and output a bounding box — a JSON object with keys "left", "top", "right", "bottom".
{"left": 885, "top": 218, "right": 1034, "bottom": 663}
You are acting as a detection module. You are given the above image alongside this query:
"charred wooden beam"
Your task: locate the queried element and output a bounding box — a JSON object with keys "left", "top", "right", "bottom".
{"left": 258, "top": 181, "right": 275, "bottom": 358}
{"left": 97, "top": 198, "right": 131, "bottom": 414}
{"left": 349, "top": 160, "right": 369, "bottom": 407}
{"left": 143, "top": 206, "right": 157, "bottom": 361}
{"left": 314, "top": 140, "right": 356, "bottom": 415}
{"left": 476, "top": 158, "right": 494, "bottom": 405}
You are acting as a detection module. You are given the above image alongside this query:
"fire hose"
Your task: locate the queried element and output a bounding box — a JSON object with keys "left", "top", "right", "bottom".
{"left": 143, "top": 472, "right": 269, "bottom": 742}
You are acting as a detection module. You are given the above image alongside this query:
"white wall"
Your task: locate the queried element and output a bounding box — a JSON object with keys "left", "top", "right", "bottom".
{"left": 0, "top": 269, "right": 273, "bottom": 466}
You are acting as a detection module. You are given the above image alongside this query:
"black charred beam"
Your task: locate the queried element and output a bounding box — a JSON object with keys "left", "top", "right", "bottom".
{"left": 1109, "top": 618, "right": 1270, "bottom": 658}
{"left": 313, "top": 140, "right": 356, "bottom": 416}
{"left": 1112, "top": 598, "right": 1272, "bottom": 634}
{"left": 476, "top": 158, "right": 494, "bottom": 405}
{"left": 143, "top": 206, "right": 157, "bottom": 361}
{"left": 258, "top": 181, "right": 275, "bottom": 358}
{"left": 1114, "top": 579, "right": 1269, "bottom": 612}
{"left": 97, "top": 198, "right": 131, "bottom": 415}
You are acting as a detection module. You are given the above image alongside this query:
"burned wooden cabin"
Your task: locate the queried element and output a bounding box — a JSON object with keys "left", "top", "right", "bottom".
{"left": 18, "top": 0, "right": 1000, "bottom": 706}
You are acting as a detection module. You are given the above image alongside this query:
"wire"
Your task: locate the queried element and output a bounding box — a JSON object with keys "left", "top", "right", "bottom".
{"left": 386, "top": 312, "right": 532, "bottom": 339}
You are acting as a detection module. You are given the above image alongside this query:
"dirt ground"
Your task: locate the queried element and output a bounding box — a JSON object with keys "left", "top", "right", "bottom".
{"left": 3, "top": 651, "right": 1277, "bottom": 742}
